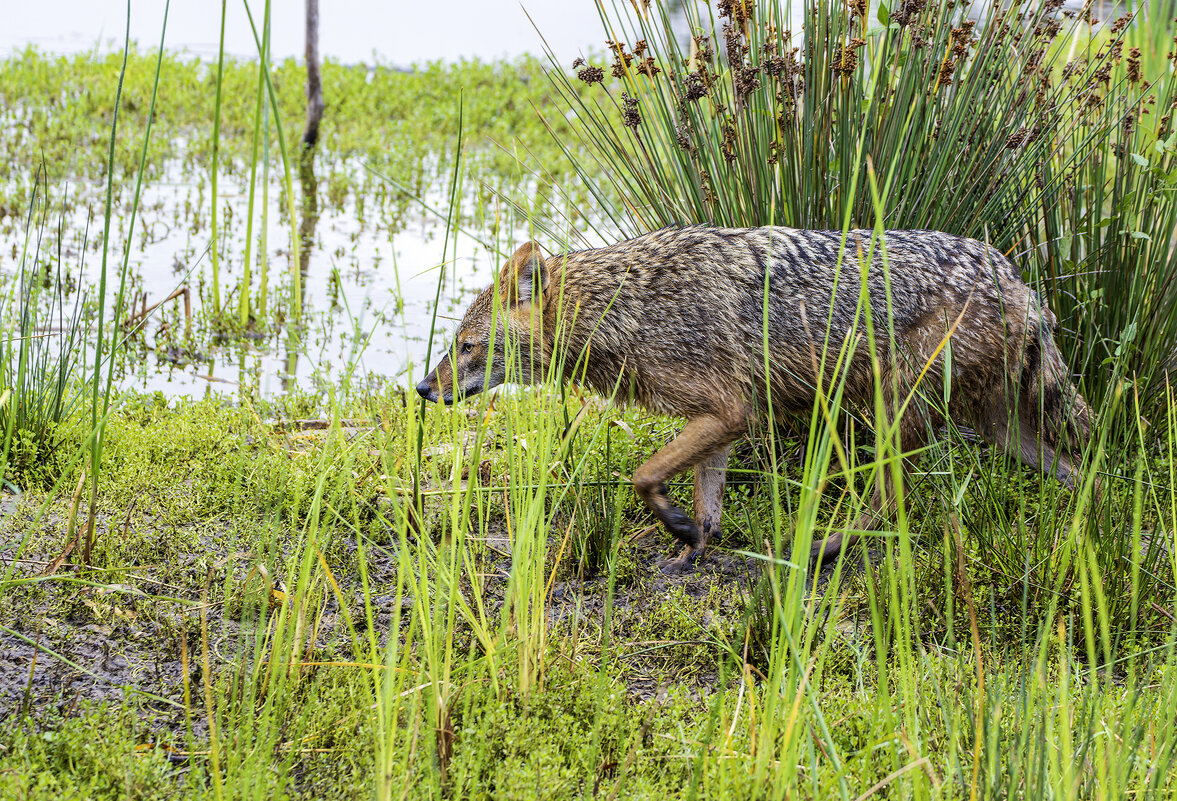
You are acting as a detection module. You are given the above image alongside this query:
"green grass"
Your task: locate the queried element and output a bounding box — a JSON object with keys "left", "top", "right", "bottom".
{"left": 0, "top": 385, "right": 1174, "bottom": 798}
{"left": 0, "top": 170, "right": 85, "bottom": 489}
{"left": 0, "top": 47, "right": 601, "bottom": 226}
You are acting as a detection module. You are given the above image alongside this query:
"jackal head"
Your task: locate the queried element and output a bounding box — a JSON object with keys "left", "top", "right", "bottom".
{"left": 416, "top": 242, "right": 550, "bottom": 404}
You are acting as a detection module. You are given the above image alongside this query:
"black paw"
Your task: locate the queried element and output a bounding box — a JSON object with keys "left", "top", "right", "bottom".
{"left": 661, "top": 506, "right": 701, "bottom": 547}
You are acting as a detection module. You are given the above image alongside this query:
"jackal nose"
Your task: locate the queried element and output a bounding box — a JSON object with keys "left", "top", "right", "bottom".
{"left": 416, "top": 379, "right": 436, "bottom": 402}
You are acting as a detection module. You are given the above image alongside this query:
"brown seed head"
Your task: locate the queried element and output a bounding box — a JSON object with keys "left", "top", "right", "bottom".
{"left": 764, "top": 53, "right": 788, "bottom": 78}
{"left": 1061, "top": 57, "right": 1085, "bottom": 82}
{"left": 694, "top": 34, "right": 714, "bottom": 63}
{"left": 682, "top": 71, "right": 709, "bottom": 103}
{"left": 1036, "top": 17, "right": 1062, "bottom": 39}
{"left": 938, "top": 57, "right": 956, "bottom": 87}
{"left": 621, "top": 93, "right": 642, "bottom": 129}
{"left": 1127, "top": 47, "right": 1142, "bottom": 83}
{"left": 735, "top": 64, "right": 761, "bottom": 98}
{"left": 607, "top": 40, "right": 634, "bottom": 78}
{"left": 1024, "top": 48, "right": 1045, "bottom": 77}
{"left": 721, "top": 117, "right": 738, "bottom": 163}
{"left": 718, "top": 0, "right": 754, "bottom": 27}
{"left": 723, "top": 22, "right": 748, "bottom": 63}
{"left": 577, "top": 65, "right": 605, "bottom": 85}
{"left": 891, "top": 0, "right": 927, "bottom": 27}
{"left": 950, "top": 21, "right": 975, "bottom": 58}
{"left": 636, "top": 57, "right": 661, "bottom": 77}
{"left": 832, "top": 38, "right": 865, "bottom": 77}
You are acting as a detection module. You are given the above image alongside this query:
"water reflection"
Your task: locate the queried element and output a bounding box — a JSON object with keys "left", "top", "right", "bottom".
{"left": 284, "top": 149, "right": 321, "bottom": 394}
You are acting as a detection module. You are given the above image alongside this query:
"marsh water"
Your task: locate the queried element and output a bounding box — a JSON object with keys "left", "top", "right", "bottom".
{"left": 0, "top": 162, "right": 567, "bottom": 397}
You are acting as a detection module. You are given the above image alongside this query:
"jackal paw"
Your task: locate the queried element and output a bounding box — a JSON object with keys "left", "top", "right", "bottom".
{"left": 660, "top": 506, "right": 702, "bottom": 549}
{"left": 657, "top": 546, "right": 702, "bottom": 575}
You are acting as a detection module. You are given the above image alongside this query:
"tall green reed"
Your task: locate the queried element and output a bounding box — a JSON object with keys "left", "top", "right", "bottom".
{"left": 242, "top": 0, "right": 303, "bottom": 322}
{"left": 0, "top": 170, "right": 85, "bottom": 488}
{"left": 209, "top": 0, "right": 228, "bottom": 320}
{"left": 84, "top": 0, "right": 169, "bottom": 564}
{"left": 238, "top": 1, "right": 270, "bottom": 329}
{"left": 544, "top": 0, "right": 1176, "bottom": 401}
{"left": 548, "top": 0, "right": 1117, "bottom": 231}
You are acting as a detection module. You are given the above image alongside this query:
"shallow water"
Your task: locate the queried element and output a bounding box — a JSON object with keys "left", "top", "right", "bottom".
{"left": 0, "top": 162, "right": 571, "bottom": 399}
{"left": 3, "top": 1, "right": 637, "bottom": 400}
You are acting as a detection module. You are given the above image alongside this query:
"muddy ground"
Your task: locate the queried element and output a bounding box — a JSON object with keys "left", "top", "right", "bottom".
{"left": 0, "top": 484, "right": 851, "bottom": 732}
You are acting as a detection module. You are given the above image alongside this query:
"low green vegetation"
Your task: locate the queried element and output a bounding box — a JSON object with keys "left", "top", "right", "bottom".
{"left": 0, "top": 48, "right": 591, "bottom": 219}
{"left": 1, "top": 381, "right": 1175, "bottom": 798}
{"left": 2, "top": 0, "right": 1177, "bottom": 799}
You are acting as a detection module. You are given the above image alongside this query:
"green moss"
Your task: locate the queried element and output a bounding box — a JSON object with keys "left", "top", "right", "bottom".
{"left": 0, "top": 703, "right": 184, "bottom": 800}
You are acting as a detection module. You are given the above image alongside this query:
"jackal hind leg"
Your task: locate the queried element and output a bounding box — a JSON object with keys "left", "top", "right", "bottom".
{"left": 633, "top": 413, "right": 746, "bottom": 575}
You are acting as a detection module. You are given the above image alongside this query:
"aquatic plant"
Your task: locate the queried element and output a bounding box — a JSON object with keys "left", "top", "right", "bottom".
{"left": 545, "top": 0, "right": 1177, "bottom": 405}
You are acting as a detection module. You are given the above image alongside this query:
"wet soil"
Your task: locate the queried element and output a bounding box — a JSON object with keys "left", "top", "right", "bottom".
{"left": 0, "top": 483, "right": 853, "bottom": 729}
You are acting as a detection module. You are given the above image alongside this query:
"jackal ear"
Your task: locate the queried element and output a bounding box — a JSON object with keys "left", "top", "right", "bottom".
{"left": 501, "top": 242, "right": 547, "bottom": 307}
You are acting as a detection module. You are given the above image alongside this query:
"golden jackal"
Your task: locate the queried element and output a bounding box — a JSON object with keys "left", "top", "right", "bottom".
{"left": 417, "top": 226, "right": 1092, "bottom": 573}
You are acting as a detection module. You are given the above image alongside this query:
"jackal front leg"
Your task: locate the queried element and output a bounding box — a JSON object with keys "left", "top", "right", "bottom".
{"left": 633, "top": 413, "right": 745, "bottom": 574}
{"left": 694, "top": 444, "right": 731, "bottom": 552}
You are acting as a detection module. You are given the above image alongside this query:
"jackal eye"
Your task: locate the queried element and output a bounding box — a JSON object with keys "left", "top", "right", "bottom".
{"left": 461, "top": 342, "right": 474, "bottom": 354}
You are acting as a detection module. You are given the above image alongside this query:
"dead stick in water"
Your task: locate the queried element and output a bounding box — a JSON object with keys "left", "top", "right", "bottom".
{"left": 123, "top": 286, "right": 191, "bottom": 339}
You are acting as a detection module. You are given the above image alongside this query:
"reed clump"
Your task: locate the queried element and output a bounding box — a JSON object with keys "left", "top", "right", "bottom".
{"left": 548, "top": 0, "right": 1177, "bottom": 402}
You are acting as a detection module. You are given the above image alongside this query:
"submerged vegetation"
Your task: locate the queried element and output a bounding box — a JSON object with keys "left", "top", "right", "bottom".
{"left": 2, "top": 0, "right": 1177, "bottom": 798}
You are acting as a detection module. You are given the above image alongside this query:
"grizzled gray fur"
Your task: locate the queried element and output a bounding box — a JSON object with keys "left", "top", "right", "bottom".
{"left": 418, "top": 225, "right": 1093, "bottom": 573}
